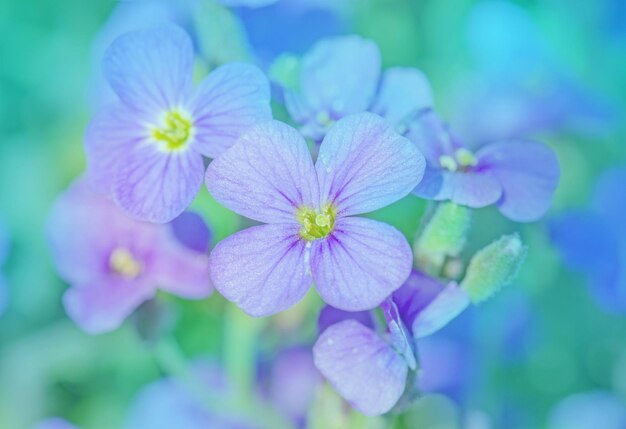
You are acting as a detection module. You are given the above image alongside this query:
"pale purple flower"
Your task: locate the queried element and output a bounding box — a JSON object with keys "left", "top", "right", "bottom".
{"left": 206, "top": 113, "right": 425, "bottom": 316}
{"left": 411, "top": 110, "right": 560, "bottom": 222}
{"left": 47, "top": 178, "right": 212, "bottom": 334}
{"left": 313, "top": 270, "right": 471, "bottom": 416}
{"left": 86, "top": 24, "right": 271, "bottom": 223}
{"left": 277, "top": 35, "right": 433, "bottom": 141}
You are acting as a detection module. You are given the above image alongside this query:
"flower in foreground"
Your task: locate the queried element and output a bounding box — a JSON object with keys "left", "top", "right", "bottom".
{"left": 86, "top": 24, "right": 271, "bottom": 223}
{"left": 313, "top": 271, "right": 471, "bottom": 416}
{"left": 273, "top": 35, "right": 433, "bottom": 141}
{"left": 549, "top": 167, "right": 626, "bottom": 313}
{"left": 410, "top": 110, "right": 560, "bottom": 222}
{"left": 206, "top": 113, "right": 425, "bottom": 316}
{"left": 47, "top": 179, "right": 212, "bottom": 334}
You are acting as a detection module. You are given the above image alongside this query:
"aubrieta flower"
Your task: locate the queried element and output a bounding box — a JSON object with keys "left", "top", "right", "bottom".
{"left": 86, "top": 24, "right": 271, "bottom": 223}
{"left": 410, "top": 109, "right": 560, "bottom": 222}
{"left": 47, "top": 178, "right": 212, "bottom": 334}
{"left": 549, "top": 167, "right": 626, "bottom": 313}
{"left": 206, "top": 112, "right": 425, "bottom": 316}
{"left": 313, "top": 270, "right": 471, "bottom": 416}
{"left": 275, "top": 35, "right": 433, "bottom": 141}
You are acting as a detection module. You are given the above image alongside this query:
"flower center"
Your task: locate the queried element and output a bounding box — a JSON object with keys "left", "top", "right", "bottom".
{"left": 439, "top": 148, "right": 477, "bottom": 172}
{"left": 109, "top": 247, "right": 143, "bottom": 279}
{"left": 152, "top": 110, "right": 193, "bottom": 151}
{"left": 297, "top": 205, "right": 336, "bottom": 241}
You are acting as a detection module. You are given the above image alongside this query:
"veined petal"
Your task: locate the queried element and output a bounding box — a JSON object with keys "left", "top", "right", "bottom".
{"left": 371, "top": 67, "right": 434, "bottom": 130}
{"left": 311, "top": 217, "right": 412, "bottom": 311}
{"left": 477, "top": 140, "right": 560, "bottom": 222}
{"left": 64, "top": 278, "right": 155, "bottom": 334}
{"left": 85, "top": 103, "right": 149, "bottom": 194}
{"left": 208, "top": 224, "right": 312, "bottom": 317}
{"left": 113, "top": 144, "right": 204, "bottom": 223}
{"left": 152, "top": 231, "right": 212, "bottom": 299}
{"left": 190, "top": 63, "right": 272, "bottom": 159}
{"left": 313, "top": 320, "right": 408, "bottom": 416}
{"left": 438, "top": 170, "right": 503, "bottom": 208}
{"left": 299, "top": 36, "right": 380, "bottom": 118}
{"left": 103, "top": 25, "right": 193, "bottom": 116}
{"left": 412, "top": 282, "right": 471, "bottom": 339}
{"left": 392, "top": 270, "right": 446, "bottom": 332}
{"left": 316, "top": 113, "right": 425, "bottom": 216}
{"left": 205, "top": 120, "right": 318, "bottom": 224}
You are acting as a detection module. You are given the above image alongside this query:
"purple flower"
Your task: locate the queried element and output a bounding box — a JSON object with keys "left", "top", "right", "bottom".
{"left": 32, "top": 418, "right": 79, "bottom": 429}
{"left": 549, "top": 167, "right": 626, "bottom": 313}
{"left": 411, "top": 110, "right": 560, "bottom": 222}
{"left": 313, "top": 270, "right": 471, "bottom": 415}
{"left": 86, "top": 24, "right": 272, "bottom": 223}
{"left": 47, "top": 178, "right": 212, "bottom": 334}
{"left": 276, "top": 35, "right": 433, "bottom": 141}
{"left": 124, "top": 363, "right": 258, "bottom": 429}
{"left": 206, "top": 113, "right": 425, "bottom": 316}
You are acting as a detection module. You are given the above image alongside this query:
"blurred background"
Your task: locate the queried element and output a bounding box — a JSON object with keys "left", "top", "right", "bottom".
{"left": 0, "top": 0, "right": 624, "bottom": 428}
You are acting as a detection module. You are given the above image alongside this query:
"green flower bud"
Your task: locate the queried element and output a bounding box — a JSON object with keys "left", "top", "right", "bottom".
{"left": 269, "top": 54, "right": 301, "bottom": 91}
{"left": 415, "top": 202, "right": 471, "bottom": 273}
{"left": 461, "top": 233, "right": 527, "bottom": 303}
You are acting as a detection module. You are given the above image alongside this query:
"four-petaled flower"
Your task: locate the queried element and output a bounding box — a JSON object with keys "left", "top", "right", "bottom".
{"left": 47, "top": 179, "right": 212, "bottom": 334}
{"left": 206, "top": 112, "right": 425, "bottom": 316}
{"left": 313, "top": 270, "right": 471, "bottom": 416}
{"left": 86, "top": 24, "right": 272, "bottom": 223}
{"left": 411, "top": 109, "right": 560, "bottom": 222}
{"left": 276, "top": 35, "right": 433, "bottom": 141}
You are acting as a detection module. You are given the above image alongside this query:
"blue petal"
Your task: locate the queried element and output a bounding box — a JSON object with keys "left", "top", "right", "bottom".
{"left": 113, "top": 143, "right": 205, "bottom": 223}
{"left": 103, "top": 25, "right": 194, "bottom": 116}
{"left": 371, "top": 67, "right": 433, "bottom": 130}
{"left": 205, "top": 120, "right": 318, "bottom": 224}
{"left": 317, "top": 113, "right": 425, "bottom": 216}
{"left": 190, "top": 63, "right": 272, "bottom": 159}
{"left": 208, "top": 224, "right": 312, "bottom": 317}
{"left": 169, "top": 211, "right": 212, "bottom": 254}
{"left": 392, "top": 270, "right": 446, "bottom": 331}
{"left": 477, "top": 140, "right": 560, "bottom": 222}
{"left": 311, "top": 217, "right": 413, "bottom": 311}
{"left": 412, "top": 282, "right": 471, "bottom": 339}
{"left": 317, "top": 305, "right": 374, "bottom": 334}
{"left": 313, "top": 320, "right": 408, "bottom": 416}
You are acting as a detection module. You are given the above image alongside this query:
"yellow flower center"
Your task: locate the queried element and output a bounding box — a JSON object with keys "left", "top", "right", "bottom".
{"left": 439, "top": 148, "right": 478, "bottom": 172}
{"left": 109, "top": 247, "right": 143, "bottom": 279}
{"left": 152, "top": 110, "right": 193, "bottom": 151}
{"left": 297, "top": 204, "right": 336, "bottom": 241}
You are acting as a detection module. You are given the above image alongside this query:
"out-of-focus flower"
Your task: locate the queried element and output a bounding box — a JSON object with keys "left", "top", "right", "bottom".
{"left": 452, "top": 0, "right": 615, "bottom": 143}
{"left": 32, "top": 418, "right": 80, "bottom": 429}
{"left": 238, "top": 0, "right": 350, "bottom": 67}
{"left": 547, "top": 391, "right": 626, "bottom": 429}
{"left": 86, "top": 24, "right": 271, "bottom": 223}
{"left": 124, "top": 364, "right": 259, "bottom": 429}
{"left": 313, "top": 271, "right": 471, "bottom": 416}
{"left": 549, "top": 167, "right": 626, "bottom": 313}
{"left": 411, "top": 110, "right": 560, "bottom": 222}
{"left": 273, "top": 35, "right": 432, "bottom": 141}
{"left": 47, "top": 179, "right": 212, "bottom": 334}
{"left": 206, "top": 113, "right": 424, "bottom": 316}
{"left": 260, "top": 347, "right": 321, "bottom": 427}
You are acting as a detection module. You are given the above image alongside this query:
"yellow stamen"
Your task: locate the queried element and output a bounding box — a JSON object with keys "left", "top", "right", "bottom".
{"left": 297, "top": 205, "right": 336, "bottom": 241}
{"left": 109, "top": 248, "right": 143, "bottom": 279}
{"left": 152, "top": 110, "right": 193, "bottom": 151}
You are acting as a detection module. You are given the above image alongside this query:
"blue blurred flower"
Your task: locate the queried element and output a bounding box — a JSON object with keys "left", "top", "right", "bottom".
{"left": 274, "top": 35, "right": 433, "bottom": 141}
{"left": 547, "top": 391, "right": 626, "bottom": 429}
{"left": 549, "top": 167, "right": 626, "bottom": 313}
{"left": 411, "top": 110, "right": 560, "bottom": 222}
{"left": 452, "top": 0, "right": 615, "bottom": 143}
{"left": 313, "top": 270, "right": 472, "bottom": 415}
{"left": 47, "top": 178, "right": 212, "bottom": 334}
{"left": 86, "top": 24, "right": 271, "bottom": 223}
{"left": 32, "top": 418, "right": 79, "bottom": 429}
{"left": 205, "top": 113, "right": 424, "bottom": 316}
